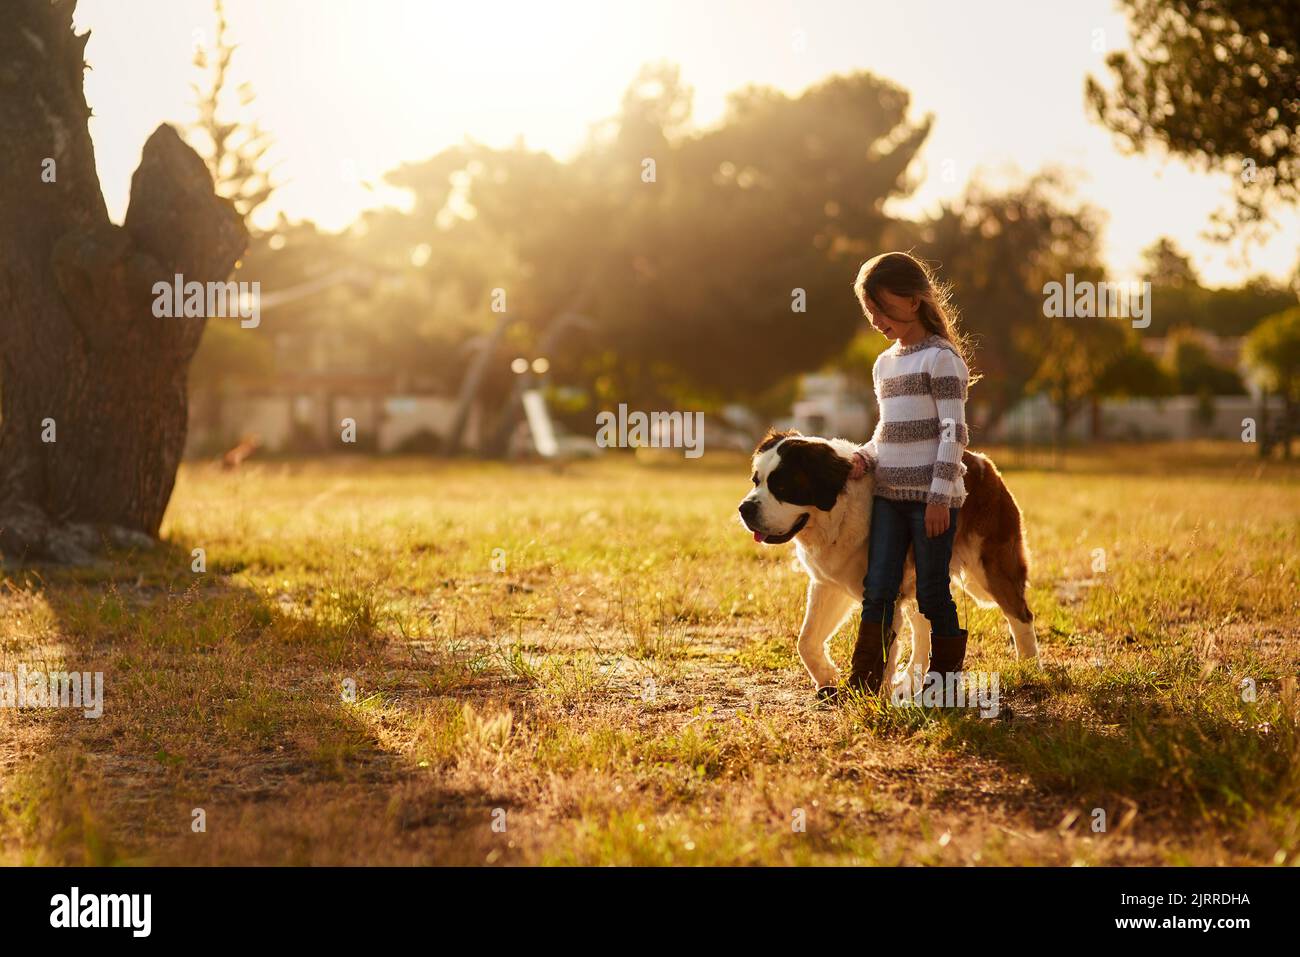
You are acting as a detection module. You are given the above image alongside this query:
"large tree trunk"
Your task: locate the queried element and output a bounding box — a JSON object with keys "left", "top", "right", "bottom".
{"left": 0, "top": 1, "right": 247, "bottom": 562}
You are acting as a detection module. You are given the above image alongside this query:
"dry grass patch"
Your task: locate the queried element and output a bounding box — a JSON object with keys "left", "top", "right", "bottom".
{"left": 0, "top": 444, "right": 1296, "bottom": 865}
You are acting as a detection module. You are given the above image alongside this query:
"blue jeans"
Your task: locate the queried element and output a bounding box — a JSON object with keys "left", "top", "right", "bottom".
{"left": 861, "top": 496, "right": 961, "bottom": 636}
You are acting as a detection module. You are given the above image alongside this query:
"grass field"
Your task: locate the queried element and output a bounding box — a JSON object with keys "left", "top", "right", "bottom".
{"left": 1, "top": 443, "right": 1298, "bottom": 865}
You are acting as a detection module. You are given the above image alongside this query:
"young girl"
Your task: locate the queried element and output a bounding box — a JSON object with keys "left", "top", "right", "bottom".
{"left": 846, "top": 252, "right": 974, "bottom": 694}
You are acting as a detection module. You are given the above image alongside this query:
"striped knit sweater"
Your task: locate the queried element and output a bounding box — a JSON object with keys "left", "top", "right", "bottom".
{"left": 859, "top": 334, "right": 970, "bottom": 508}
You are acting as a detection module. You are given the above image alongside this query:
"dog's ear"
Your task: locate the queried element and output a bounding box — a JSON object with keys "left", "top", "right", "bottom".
{"left": 754, "top": 428, "right": 801, "bottom": 457}
{"left": 769, "top": 440, "right": 850, "bottom": 511}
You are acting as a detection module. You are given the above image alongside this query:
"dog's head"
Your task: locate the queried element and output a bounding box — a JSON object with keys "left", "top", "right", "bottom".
{"left": 738, "top": 429, "right": 851, "bottom": 544}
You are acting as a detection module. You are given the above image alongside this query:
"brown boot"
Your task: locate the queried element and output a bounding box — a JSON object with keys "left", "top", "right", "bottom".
{"left": 847, "top": 616, "right": 895, "bottom": 694}
{"left": 927, "top": 629, "right": 968, "bottom": 683}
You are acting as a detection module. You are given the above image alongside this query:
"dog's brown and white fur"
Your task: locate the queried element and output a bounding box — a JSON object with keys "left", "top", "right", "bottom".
{"left": 738, "top": 431, "right": 1037, "bottom": 692}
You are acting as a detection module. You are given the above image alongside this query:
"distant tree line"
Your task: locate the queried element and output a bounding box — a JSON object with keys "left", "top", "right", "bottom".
{"left": 193, "top": 0, "right": 1300, "bottom": 453}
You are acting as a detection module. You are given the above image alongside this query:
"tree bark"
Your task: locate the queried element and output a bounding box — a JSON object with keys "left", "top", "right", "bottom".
{"left": 0, "top": 0, "right": 247, "bottom": 562}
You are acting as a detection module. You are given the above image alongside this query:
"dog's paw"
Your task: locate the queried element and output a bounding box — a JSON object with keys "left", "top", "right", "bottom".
{"left": 890, "top": 665, "right": 926, "bottom": 702}
{"left": 814, "top": 685, "right": 840, "bottom": 705}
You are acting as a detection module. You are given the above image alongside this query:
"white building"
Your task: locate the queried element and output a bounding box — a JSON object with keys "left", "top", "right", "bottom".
{"left": 779, "top": 373, "right": 875, "bottom": 442}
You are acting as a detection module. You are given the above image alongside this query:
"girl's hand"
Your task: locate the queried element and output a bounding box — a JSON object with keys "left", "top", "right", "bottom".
{"left": 924, "top": 503, "right": 950, "bottom": 538}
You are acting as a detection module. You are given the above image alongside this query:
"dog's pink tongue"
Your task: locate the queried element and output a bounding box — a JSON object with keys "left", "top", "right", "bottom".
{"left": 753, "top": 531, "right": 765, "bottom": 543}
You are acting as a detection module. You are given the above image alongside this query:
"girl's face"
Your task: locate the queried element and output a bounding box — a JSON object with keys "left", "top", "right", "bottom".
{"left": 862, "top": 287, "right": 921, "bottom": 340}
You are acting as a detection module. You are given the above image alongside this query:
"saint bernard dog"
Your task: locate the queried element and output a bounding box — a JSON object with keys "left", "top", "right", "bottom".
{"left": 738, "top": 429, "right": 1037, "bottom": 695}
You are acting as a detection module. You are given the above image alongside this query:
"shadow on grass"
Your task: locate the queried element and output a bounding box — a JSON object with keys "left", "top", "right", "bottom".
{"left": 0, "top": 538, "right": 507, "bottom": 865}
{"left": 840, "top": 662, "right": 1300, "bottom": 846}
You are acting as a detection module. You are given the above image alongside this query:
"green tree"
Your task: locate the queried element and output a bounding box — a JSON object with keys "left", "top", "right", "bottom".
{"left": 1137, "top": 237, "right": 1209, "bottom": 334}
{"left": 1201, "top": 279, "right": 1299, "bottom": 337}
{"left": 1134, "top": 237, "right": 1297, "bottom": 337}
{"left": 1095, "top": 340, "right": 1175, "bottom": 398}
{"left": 921, "top": 172, "right": 1105, "bottom": 429}
{"left": 383, "top": 67, "right": 931, "bottom": 417}
{"left": 1142, "top": 236, "right": 1199, "bottom": 289}
{"left": 617, "top": 70, "right": 929, "bottom": 403}
{"left": 1164, "top": 329, "right": 1246, "bottom": 395}
{"left": 1027, "top": 309, "right": 1129, "bottom": 447}
{"left": 187, "top": 0, "right": 275, "bottom": 221}
{"left": 1244, "top": 306, "right": 1300, "bottom": 457}
{"left": 1087, "top": 1, "right": 1300, "bottom": 232}
{"left": 184, "top": 0, "right": 283, "bottom": 452}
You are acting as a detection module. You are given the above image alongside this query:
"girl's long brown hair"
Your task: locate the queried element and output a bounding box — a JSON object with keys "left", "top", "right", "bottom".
{"left": 853, "top": 251, "right": 978, "bottom": 377}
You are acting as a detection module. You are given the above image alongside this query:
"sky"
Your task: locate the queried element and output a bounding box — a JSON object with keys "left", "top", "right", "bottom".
{"left": 75, "top": 0, "right": 1299, "bottom": 287}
